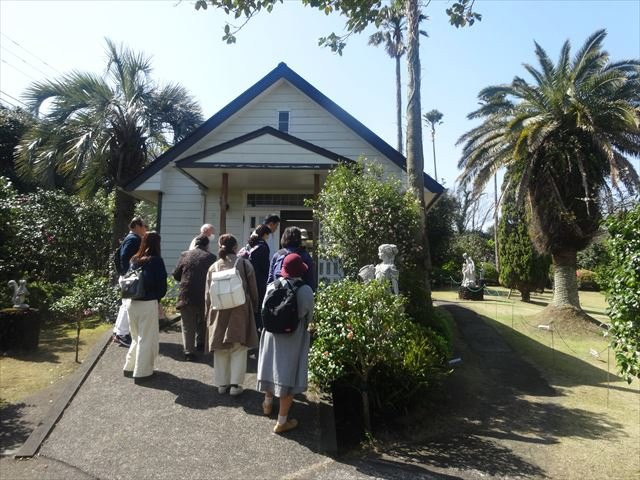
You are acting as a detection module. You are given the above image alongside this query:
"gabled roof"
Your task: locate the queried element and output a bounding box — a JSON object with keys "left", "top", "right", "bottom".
{"left": 175, "top": 126, "right": 353, "bottom": 168}
{"left": 125, "top": 62, "right": 444, "bottom": 194}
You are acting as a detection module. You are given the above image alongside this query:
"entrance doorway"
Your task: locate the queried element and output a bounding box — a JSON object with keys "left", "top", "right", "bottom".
{"left": 280, "top": 210, "right": 314, "bottom": 255}
{"left": 243, "top": 210, "right": 280, "bottom": 260}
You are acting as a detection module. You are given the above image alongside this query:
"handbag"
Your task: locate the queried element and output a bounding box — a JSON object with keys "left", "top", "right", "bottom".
{"left": 208, "top": 257, "right": 246, "bottom": 310}
{"left": 120, "top": 266, "right": 146, "bottom": 300}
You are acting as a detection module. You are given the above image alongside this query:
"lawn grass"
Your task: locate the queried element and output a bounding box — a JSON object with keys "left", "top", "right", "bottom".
{"left": 432, "top": 286, "right": 640, "bottom": 478}
{"left": 0, "top": 317, "right": 111, "bottom": 405}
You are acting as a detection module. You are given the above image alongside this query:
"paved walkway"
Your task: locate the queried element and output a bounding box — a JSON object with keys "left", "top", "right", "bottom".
{"left": 1, "top": 326, "right": 448, "bottom": 480}
{"left": 2, "top": 302, "right": 583, "bottom": 479}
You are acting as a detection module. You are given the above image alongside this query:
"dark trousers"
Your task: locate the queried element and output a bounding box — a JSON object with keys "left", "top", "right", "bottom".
{"left": 180, "top": 304, "right": 205, "bottom": 354}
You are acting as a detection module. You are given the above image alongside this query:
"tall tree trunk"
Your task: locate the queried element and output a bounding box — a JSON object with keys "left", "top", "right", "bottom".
{"left": 430, "top": 126, "right": 437, "bottom": 181}
{"left": 405, "top": 0, "right": 432, "bottom": 307}
{"left": 113, "top": 188, "right": 136, "bottom": 248}
{"left": 551, "top": 249, "right": 581, "bottom": 309}
{"left": 395, "top": 55, "right": 403, "bottom": 154}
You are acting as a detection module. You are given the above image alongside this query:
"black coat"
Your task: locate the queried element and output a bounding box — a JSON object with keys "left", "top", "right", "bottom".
{"left": 131, "top": 256, "right": 167, "bottom": 301}
{"left": 172, "top": 248, "right": 216, "bottom": 308}
{"left": 249, "top": 239, "right": 270, "bottom": 304}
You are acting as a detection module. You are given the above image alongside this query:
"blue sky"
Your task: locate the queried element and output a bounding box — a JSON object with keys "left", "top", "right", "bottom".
{"left": 1, "top": 0, "right": 639, "bottom": 193}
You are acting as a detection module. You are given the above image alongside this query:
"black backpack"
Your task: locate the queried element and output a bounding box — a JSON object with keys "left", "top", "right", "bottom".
{"left": 262, "top": 278, "right": 303, "bottom": 334}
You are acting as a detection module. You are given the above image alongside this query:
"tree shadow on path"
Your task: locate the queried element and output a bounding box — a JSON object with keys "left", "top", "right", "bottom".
{"left": 0, "top": 402, "right": 32, "bottom": 454}
{"left": 354, "top": 304, "right": 627, "bottom": 479}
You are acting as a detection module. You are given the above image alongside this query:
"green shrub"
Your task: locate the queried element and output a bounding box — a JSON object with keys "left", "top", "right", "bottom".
{"left": 310, "top": 161, "right": 433, "bottom": 326}
{"left": 427, "top": 192, "right": 459, "bottom": 287}
{"left": 0, "top": 182, "right": 112, "bottom": 284}
{"left": 310, "top": 280, "right": 449, "bottom": 424}
{"left": 480, "top": 262, "right": 499, "bottom": 285}
{"left": 453, "top": 231, "right": 494, "bottom": 264}
{"left": 51, "top": 273, "right": 119, "bottom": 322}
{"left": 497, "top": 171, "right": 551, "bottom": 301}
{"left": 26, "top": 281, "right": 71, "bottom": 320}
{"left": 576, "top": 269, "right": 599, "bottom": 291}
{"left": 161, "top": 276, "right": 179, "bottom": 313}
{"left": 600, "top": 202, "right": 640, "bottom": 383}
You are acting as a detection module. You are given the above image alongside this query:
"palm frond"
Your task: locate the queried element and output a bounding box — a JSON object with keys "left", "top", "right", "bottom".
{"left": 572, "top": 29, "right": 607, "bottom": 72}
{"left": 534, "top": 41, "right": 555, "bottom": 79}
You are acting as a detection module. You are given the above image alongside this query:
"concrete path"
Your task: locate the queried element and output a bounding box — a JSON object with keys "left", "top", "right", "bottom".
{"left": 2, "top": 302, "right": 565, "bottom": 480}
{"left": 2, "top": 326, "right": 448, "bottom": 479}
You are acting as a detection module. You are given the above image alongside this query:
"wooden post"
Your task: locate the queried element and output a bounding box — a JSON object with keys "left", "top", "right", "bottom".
{"left": 313, "top": 174, "right": 321, "bottom": 285}
{"left": 220, "top": 173, "right": 228, "bottom": 234}
{"left": 156, "top": 192, "right": 163, "bottom": 233}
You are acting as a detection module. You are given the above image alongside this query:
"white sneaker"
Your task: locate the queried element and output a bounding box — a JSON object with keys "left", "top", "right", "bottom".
{"left": 230, "top": 386, "right": 244, "bottom": 396}
{"left": 218, "top": 385, "right": 228, "bottom": 394}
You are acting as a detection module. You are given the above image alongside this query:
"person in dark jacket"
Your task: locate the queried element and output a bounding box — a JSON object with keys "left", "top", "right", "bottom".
{"left": 113, "top": 217, "right": 147, "bottom": 347}
{"left": 248, "top": 224, "right": 271, "bottom": 333}
{"left": 123, "top": 232, "right": 167, "bottom": 381}
{"left": 173, "top": 235, "right": 216, "bottom": 361}
{"left": 267, "top": 227, "right": 316, "bottom": 292}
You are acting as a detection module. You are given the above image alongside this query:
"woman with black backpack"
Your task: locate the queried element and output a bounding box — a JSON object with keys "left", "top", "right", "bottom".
{"left": 257, "top": 253, "right": 314, "bottom": 434}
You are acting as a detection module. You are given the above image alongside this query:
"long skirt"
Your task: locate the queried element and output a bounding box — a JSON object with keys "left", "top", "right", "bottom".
{"left": 256, "top": 322, "right": 309, "bottom": 397}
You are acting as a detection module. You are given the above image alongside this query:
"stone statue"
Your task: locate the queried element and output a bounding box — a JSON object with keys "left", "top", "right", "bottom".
{"left": 375, "top": 244, "right": 400, "bottom": 295}
{"left": 8, "top": 280, "right": 29, "bottom": 308}
{"left": 358, "top": 244, "right": 400, "bottom": 295}
{"left": 358, "top": 264, "right": 375, "bottom": 282}
{"left": 461, "top": 253, "right": 477, "bottom": 288}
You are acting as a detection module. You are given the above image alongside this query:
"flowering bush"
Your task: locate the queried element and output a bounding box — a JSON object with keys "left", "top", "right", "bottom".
{"left": 51, "top": 273, "right": 120, "bottom": 322}
{"left": 310, "top": 160, "right": 441, "bottom": 327}
{"left": 310, "top": 280, "right": 449, "bottom": 427}
{"left": 311, "top": 161, "right": 421, "bottom": 279}
{"left": 576, "top": 269, "right": 599, "bottom": 291}
{"left": 0, "top": 179, "right": 112, "bottom": 284}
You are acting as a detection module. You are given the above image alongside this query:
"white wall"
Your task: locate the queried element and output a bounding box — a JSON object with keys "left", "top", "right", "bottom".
{"left": 157, "top": 78, "right": 438, "bottom": 269}
{"left": 159, "top": 167, "right": 204, "bottom": 270}
{"left": 176, "top": 81, "right": 405, "bottom": 180}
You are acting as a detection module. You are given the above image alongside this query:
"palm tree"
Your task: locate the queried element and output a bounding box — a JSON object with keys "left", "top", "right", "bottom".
{"left": 423, "top": 109, "right": 443, "bottom": 181}
{"left": 16, "top": 39, "right": 202, "bottom": 245}
{"left": 369, "top": 7, "right": 427, "bottom": 154}
{"left": 457, "top": 29, "right": 639, "bottom": 317}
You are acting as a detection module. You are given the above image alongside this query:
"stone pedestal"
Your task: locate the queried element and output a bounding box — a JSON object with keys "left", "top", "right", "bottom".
{"left": 458, "top": 286, "right": 484, "bottom": 301}
{"left": 0, "top": 308, "right": 41, "bottom": 351}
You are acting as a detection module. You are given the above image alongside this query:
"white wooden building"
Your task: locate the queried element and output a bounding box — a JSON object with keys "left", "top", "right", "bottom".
{"left": 125, "top": 63, "right": 444, "bottom": 282}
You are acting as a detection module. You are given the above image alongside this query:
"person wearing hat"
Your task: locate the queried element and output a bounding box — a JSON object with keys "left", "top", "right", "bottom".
{"left": 257, "top": 253, "right": 314, "bottom": 434}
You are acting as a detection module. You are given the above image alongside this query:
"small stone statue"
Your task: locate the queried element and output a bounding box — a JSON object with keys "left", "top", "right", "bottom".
{"left": 358, "top": 264, "right": 375, "bottom": 282}
{"left": 8, "top": 279, "right": 29, "bottom": 308}
{"left": 375, "top": 244, "right": 400, "bottom": 295}
{"left": 461, "top": 253, "right": 477, "bottom": 288}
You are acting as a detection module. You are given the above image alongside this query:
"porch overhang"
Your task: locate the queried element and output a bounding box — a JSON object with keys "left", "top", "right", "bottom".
{"left": 172, "top": 126, "right": 350, "bottom": 189}
{"left": 174, "top": 165, "right": 329, "bottom": 190}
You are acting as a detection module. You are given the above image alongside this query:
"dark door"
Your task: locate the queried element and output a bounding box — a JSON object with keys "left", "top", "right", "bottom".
{"left": 279, "top": 210, "right": 314, "bottom": 254}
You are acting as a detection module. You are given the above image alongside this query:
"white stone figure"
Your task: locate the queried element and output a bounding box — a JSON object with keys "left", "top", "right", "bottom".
{"left": 8, "top": 280, "right": 29, "bottom": 308}
{"left": 358, "top": 264, "right": 375, "bottom": 282}
{"left": 461, "top": 253, "right": 477, "bottom": 288}
{"left": 375, "top": 244, "right": 400, "bottom": 295}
